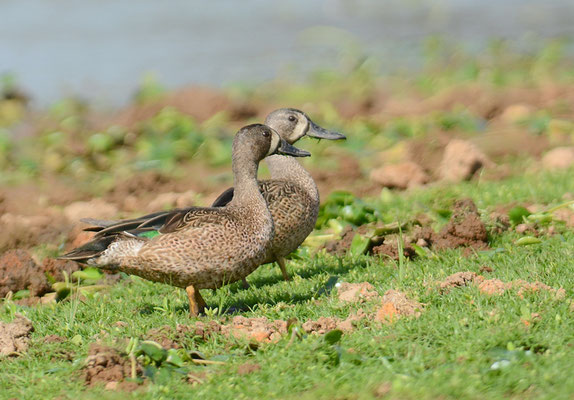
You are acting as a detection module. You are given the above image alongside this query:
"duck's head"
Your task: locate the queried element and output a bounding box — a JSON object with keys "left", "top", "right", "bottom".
{"left": 233, "top": 124, "right": 311, "bottom": 163}
{"left": 265, "top": 108, "right": 346, "bottom": 145}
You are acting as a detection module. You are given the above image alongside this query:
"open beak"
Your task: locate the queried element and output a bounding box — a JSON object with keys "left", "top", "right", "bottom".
{"left": 306, "top": 120, "right": 346, "bottom": 140}
{"left": 276, "top": 137, "right": 311, "bottom": 157}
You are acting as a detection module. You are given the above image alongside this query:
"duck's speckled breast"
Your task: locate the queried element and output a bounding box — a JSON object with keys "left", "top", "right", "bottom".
{"left": 260, "top": 180, "right": 318, "bottom": 263}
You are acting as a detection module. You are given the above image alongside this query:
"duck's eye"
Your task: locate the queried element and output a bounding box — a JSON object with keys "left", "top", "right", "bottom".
{"left": 262, "top": 130, "right": 270, "bottom": 137}
{"left": 288, "top": 115, "right": 297, "bottom": 122}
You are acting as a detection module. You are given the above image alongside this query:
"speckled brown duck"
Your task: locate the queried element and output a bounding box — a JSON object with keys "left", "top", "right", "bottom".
{"left": 211, "top": 109, "right": 345, "bottom": 282}
{"left": 60, "top": 124, "right": 310, "bottom": 316}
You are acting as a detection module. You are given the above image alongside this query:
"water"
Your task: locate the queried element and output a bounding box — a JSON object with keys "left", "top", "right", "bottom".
{"left": 1, "top": 0, "right": 573, "bottom": 106}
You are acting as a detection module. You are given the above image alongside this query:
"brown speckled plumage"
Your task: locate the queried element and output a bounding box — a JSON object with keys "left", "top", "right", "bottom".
{"left": 60, "top": 124, "right": 310, "bottom": 314}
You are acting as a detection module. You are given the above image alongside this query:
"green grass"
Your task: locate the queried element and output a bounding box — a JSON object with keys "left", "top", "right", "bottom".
{"left": 2, "top": 168, "right": 574, "bottom": 399}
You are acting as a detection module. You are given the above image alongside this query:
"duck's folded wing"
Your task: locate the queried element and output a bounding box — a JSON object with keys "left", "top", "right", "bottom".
{"left": 211, "top": 187, "right": 235, "bottom": 207}
{"left": 84, "top": 208, "right": 196, "bottom": 238}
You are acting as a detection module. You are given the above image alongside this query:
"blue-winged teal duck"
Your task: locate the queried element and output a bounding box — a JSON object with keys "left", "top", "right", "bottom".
{"left": 212, "top": 109, "right": 345, "bottom": 282}
{"left": 60, "top": 124, "right": 310, "bottom": 316}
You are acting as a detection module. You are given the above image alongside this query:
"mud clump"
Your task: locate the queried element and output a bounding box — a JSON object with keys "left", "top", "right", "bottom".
{"left": 0, "top": 250, "right": 80, "bottom": 298}
{"left": 41, "top": 258, "right": 80, "bottom": 286}
{"left": 302, "top": 317, "right": 340, "bottom": 335}
{"left": 0, "top": 315, "right": 34, "bottom": 357}
{"left": 83, "top": 344, "right": 140, "bottom": 387}
{"left": 439, "top": 271, "right": 480, "bottom": 293}
{"left": 223, "top": 316, "right": 287, "bottom": 343}
{"left": 439, "top": 139, "right": 492, "bottom": 182}
{"left": 375, "top": 290, "right": 423, "bottom": 324}
{"left": 372, "top": 241, "right": 417, "bottom": 261}
{"left": 425, "top": 199, "right": 489, "bottom": 252}
{"left": 322, "top": 226, "right": 356, "bottom": 256}
{"left": 438, "top": 271, "right": 566, "bottom": 299}
{"left": 337, "top": 282, "right": 378, "bottom": 303}
{"left": 0, "top": 249, "right": 45, "bottom": 298}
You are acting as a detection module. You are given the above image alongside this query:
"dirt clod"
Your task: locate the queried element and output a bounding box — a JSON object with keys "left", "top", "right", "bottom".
{"left": 439, "top": 140, "right": 491, "bottom": 182}
{"left": 223, "top": 316, "right": 287, "bottom": 343}
{"left": 438, "top": 272, "right": 565, "bottom": 299}
{"left": 337, "top": 282, "right": 378, "bottom": 303}
{"left": 372, "top": 241, "right": 417, "bottom": 261}
{"left": 0, "top": 314, "right": 34, "bottom": 357}
{"left": 439, "top": 271, "right": 479, "bottom": 293}
{"left": 302, "top": 317, "right": 340, "bottom": 335}
{"left": 375, "top": 290, "right": 422, "bottom": 323}
{"left": 434, "top": 199, "right": 489, "bottom": 251}
{"left": 370, "top": 162, "right": 429, "bottom": 189}
{"left": 0, "top": 249, "right": 43, "bottom": 298}
{"left": 83, "top": 344, "right": 139, "bottom": 387}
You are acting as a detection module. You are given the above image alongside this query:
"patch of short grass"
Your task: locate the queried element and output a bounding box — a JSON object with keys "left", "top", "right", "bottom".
{"left": 1, "top": 168, "right": 574, "bottom": 399}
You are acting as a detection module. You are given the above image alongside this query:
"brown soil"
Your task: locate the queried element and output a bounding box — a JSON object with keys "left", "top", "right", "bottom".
{"left": 0, "top": 250, "right": 46, "bottom": 298}
{"left": 109, "top": 86, "right": 238, "bottom": 129}
{"left": 439, "top": 271, "right": 479, "bottom": 293}
{"left": 420, "top": 198, "right": 489, "bottom": 252}
{"left": 83, "top": 343, "right": 141, "bottom": 387}
{"left": 337, "top": 282, "right": 378, "bottom": 303}
{"left": 369, "top": 162, "right": 429, "bottom": 189}
{"left": 44, "top": 334, "right": 67, "bottom": 344}
{"left": 0, "top": 249, "right": 80, "bottom": 298}
{"left": 237, "top": 363, "right": 261, "bottom": 376}
{"left": 323, "top": 224, "right": 383, "bottom": 256}
{"left": 437, "top": 271, "right": 566, "bottom": 299}
{"left": 439, "top": 139, "right": 492, "bottom": 182}
{"left": 0, "top": 212, "right": 71, "bottom": 253}
{"left": 371, "top": 240, "right": 417, "bottom": 261}
{"left": 375, "top": 290, "right": 423, "bottom": 324}
{"left": 222, "top": 316, "right": 287, "bottom": 343}
{"left": 0, "top": 314, "right": 34, "bottom": 357}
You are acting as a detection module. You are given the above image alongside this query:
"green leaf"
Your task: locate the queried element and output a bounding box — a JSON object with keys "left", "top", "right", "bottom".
{"left": 139, "top": 341, "right": 167, "bottom": 363}
{"left": 350, "top": 234, "right": 370, "bottom": 257}
{"left": 166, "top": 349, "right": 185, "bottom": 368}
{"left": 508, "top": 206, "right": 531, "bottom": 225}
{"left": 324, "top": 330, "right": 343, "bottom": 345}
{"left": 515, "top": 236, "right": 542, "bottom": 246}
{"left": 72, "top": 268, "right": 103, "bottom": 282}
{"left": 13, "top": 289, "right": 30, "bottom": 300}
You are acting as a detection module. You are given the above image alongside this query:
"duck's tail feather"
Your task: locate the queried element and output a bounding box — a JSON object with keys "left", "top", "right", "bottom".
{"left": 58, "top": 236, "right": 116, "bottom": 263}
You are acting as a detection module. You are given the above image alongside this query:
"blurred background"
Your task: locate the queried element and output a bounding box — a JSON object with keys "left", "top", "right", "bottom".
{"left": 1, "top": 0, "right": 574, "bottom": 254}
{"left": 2, "top": 0, "right": 573, "bottom": 106}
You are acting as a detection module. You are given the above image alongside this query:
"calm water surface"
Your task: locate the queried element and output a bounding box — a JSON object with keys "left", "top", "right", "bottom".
{"left": 1, "top": 0, "right": 573, "bottom": 105}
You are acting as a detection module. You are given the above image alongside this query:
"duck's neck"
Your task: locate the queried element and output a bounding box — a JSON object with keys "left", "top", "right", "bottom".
{"left": 229, "top": 156, "right": 266, "bottom": 209}
{"left": 265, "top": 155, "right": 319, "bottom": 203}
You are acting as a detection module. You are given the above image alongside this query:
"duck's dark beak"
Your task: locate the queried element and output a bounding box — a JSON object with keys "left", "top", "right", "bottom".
{"left": 306, "top": 120, "right": 346, "bottom": 140}
{"left": 277, "top": 137, "right": 311, "bottom": 157}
